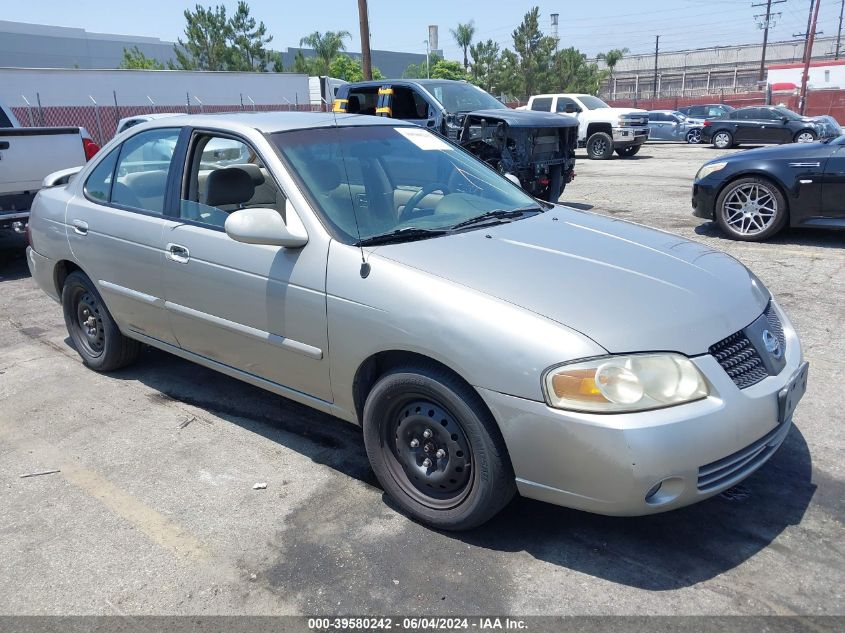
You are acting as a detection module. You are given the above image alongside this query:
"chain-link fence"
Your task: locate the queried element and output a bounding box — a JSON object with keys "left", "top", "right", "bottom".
{"left": 9, "top": 97, "right": 322, "bottom": 145}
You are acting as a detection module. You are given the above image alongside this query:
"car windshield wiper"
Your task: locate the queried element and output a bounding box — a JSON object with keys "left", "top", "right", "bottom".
{"left": 356, "top": 227, "right": 451, "bottom": 247}
{"left": 450, "top": 206, "right": 543, "bottom": 230}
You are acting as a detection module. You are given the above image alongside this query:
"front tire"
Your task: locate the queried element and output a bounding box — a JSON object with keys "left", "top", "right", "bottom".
{"left": 362, "top": 365, "right": 516, "bottom": 530}
{"left": 686, "top": 128, "right": 702, "bottom": 144}
{"left": 715, "top": 176, "right": 788, "bottom": 241}
{"left": 615, "top": 145, "right": 641, "bottom": 157}
{"left": 712, "top": 130, "right": 734, "bottom": 149}
{"left": 794, "top": 129, "right": 817, "bottom": 143}
{"left": 61, "top": 270, "right": 140, "bottom": 371}
{"left": 586, "top": 132, "right": 614, "bottom": 160}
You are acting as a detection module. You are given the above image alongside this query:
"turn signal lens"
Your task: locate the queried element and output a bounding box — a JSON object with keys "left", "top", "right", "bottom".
{"left": 544, "top": 353, "right": 709, "bottom": 413}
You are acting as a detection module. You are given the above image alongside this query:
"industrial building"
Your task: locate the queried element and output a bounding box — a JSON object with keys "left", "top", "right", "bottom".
{"left": 0, "top": 19, "right": 425, "bottom": 78}
{"left": 595, "top": 36, "right": 845, "bottom": 100}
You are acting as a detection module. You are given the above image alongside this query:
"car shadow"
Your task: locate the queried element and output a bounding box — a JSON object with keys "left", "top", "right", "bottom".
{"left": 103, "top": 344, "right": 815, "bottom": 591}
{"left": 559, "top": 201, "right": 594, "bottom": 211}
{"left": 695, "top": 221, "right": 845, "bottom": 249}
{"left": 0, "top": 240, "right": 29, "bottom": 282}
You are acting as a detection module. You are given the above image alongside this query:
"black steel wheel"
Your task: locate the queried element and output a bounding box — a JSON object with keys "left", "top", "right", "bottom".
{"left": 363, "top": 364, "right": 516, "bottom": 530}
{"left": 384, "top": 399, "right": 473, "bottom": 508}
{"left": 62, "top": 270, "right": 140, "bottom": 371}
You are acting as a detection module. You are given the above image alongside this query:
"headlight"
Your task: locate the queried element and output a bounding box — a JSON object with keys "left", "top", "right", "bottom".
{"left": 695, "top": 161, "right": 728, "bottom": 180}
{"left": 543, "top": 353, "right": 709, "bottom": 413}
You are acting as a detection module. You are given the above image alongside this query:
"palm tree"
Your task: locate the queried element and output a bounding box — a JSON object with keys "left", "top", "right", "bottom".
{"left": 450, "top": 21, "right": 476, "bottom": 71}
{"left": 299, "top": 30, "right": 351, "bottom": 75}
{"left": 597, "top": 47, "right": 629, "bottom": 81}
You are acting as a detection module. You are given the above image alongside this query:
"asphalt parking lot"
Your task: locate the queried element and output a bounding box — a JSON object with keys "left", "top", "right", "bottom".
{"left": 0, "top": 142, "right": 843, "bottom": 616}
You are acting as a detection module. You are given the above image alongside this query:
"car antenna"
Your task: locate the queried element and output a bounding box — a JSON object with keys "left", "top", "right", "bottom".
{"left": 330, "top": 101, "right": 370, "bottom": 278}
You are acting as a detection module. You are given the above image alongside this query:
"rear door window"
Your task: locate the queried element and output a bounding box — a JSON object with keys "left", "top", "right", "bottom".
{"left": 111, "top": 128, "right": 181, "bottom": 214}
{"left": 531, "top": 97, "right": 553, "bottom": 112}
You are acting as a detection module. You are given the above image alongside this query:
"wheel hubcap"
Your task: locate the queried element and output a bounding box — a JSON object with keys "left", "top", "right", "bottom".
{"left": 723, "top": 183, "right": 778, "bottom": 235}
{"left": 798, "top": 133, "right": 814, "bottom": 143}
{"left": 593, "top": 139, "right": 607, "bottom": 154}
{"left": 387, "top": 400, "right": 472, "bottom": 507}
{"left": 689, "top": 130, "right": 701, "bottom": 143}
{"left": 715, "top": 133, "right": 729, "bottom": 148}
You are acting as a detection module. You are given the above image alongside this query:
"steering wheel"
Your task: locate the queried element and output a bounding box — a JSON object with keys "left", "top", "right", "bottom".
{"left": 399, "top": 184, "right": 445, "bottom": 220}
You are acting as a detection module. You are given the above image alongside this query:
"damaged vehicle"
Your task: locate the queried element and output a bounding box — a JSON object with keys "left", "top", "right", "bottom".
{"left": 334, "top": 79, "right": 578, "bottom": 202}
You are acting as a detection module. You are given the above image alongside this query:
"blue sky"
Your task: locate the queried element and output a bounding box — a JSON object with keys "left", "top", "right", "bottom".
{"left": 5, "top": 0, "right": 844, "bottom": 60}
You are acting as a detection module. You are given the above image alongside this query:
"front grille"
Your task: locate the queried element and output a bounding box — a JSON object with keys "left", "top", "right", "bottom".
{"left": 709, "top": 303, "right": 785, "bottom": 389}
{"left": 709, "top": 331, "right": 769, "bottom": 389}
{"left": 697, "top": 422, "right": 790, "bottom": 492}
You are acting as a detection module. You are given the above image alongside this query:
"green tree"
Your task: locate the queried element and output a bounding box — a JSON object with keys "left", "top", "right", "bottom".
{"left": 328, "top": 55, "right": 383, "bottom": 82}
{"left": 597, "top": 47, "right": 629, "bottom": 82}
{"left": 298, "top": 30, "right": 351, "bottom": 75}
{"left": 490, "top": 49, "right": 521, "bottom": 99}
{"left": 172, "top": 4, "right": 231, "bottom": 70}
{"left": 227, "top": 1, "right": 273, "bottom": 70}
{"left": 554, "top": 47, "right": 607, "bottom": 94}
{"left": 512, "top": 7, "right": 552, "bottom": 97}
{"left": 402, "top": 53, "right": 443, "bottom": 79}
{"left": 469, "top": 39, "right": 499, "bottom": 92}
{"left": 292, "top": 50, "right": 311, "bottom": 74}
{"left": 119, "top": 46, "right": 164, "bottom": 70}
{"left": 450, "top": 21, "right": 476, "bottom": 71}
{"left": 430, "top": 59, "right": 468, "bottom": 81}
{"left": 269, "top": 51, "right": 284, "bottom": 72}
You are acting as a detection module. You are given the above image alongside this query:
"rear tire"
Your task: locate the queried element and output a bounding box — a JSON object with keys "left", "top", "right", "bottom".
{"left": 615, "top": 145, "right": 641, "bottom": 158}
{"left": 61, "top": 270, "right": 140, "bottom": 371}
{"left": 586, "top": 132, "right": 614, "bottom": 160}
{"left": 362, "top": 364, "right": 516, "bottom": 530}
{"left": 712, "top": 130, "right": 734, "bottom": 149}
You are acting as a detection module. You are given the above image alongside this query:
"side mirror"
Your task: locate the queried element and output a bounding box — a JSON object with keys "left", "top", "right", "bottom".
{"left": 225, "top": 201, "right": 308, "bottom": 248}
{"left": 564, "top": 104, "right": 580, "bottom": 114}
{"left": 782, "top": 117, "right": 790, "bottom": 124}
{"left": 504, "top": 173, "right": 521, "bottom": 187}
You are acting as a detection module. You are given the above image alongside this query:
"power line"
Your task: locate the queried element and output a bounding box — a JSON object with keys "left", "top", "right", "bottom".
{"left": 754, "top": 0, "right": 787, "bottom": 81}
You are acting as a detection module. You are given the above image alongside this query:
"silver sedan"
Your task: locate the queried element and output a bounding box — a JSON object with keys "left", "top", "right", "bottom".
{"left": 25, "top": 112, "right": 808, "bottom": 530}
{"left": 647, "top": 110, "right": 704, "bottom": 143}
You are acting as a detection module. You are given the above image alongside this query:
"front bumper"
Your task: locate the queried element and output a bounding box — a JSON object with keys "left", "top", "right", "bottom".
{"left": 691, "top": 180, "right": 719, "bottom": 219}
{"left": 479, "top": 301, "right": 804, "bottom": 516}
{"left": 612, "top": 127, "right": 649, "bottom": 147}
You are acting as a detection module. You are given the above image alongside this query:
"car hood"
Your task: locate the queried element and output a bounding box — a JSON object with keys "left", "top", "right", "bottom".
{"left": 372, "top": 208, "right": 769, "bottom": 356}
{"left": 467, "top": 108, "right": 579, "bottom": 128}
{"left": 713, "top": 141, "right": 835, "bottom": 163}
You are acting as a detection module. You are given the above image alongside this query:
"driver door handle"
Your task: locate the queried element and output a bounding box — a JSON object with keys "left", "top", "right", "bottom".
{"left": 166, "top": 243, "right": 190, "bottom": 264}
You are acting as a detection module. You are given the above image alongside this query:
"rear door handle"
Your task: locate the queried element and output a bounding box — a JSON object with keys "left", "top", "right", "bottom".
{"left": 71, "top": 219, "right": 88, "bottom": 235}
{"left": 166, "top": 243, "right": 190, "bottom": 264}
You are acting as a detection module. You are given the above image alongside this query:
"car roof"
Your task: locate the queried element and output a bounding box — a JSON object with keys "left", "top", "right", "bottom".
{"left": 127, "top": 111, "right": 409, "bottom": 134}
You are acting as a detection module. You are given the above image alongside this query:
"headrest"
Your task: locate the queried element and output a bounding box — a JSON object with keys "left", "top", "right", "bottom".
{"left": 228, "top": 163, "right": 265, "bottom": 186}
{"left": 205, "top": 167, "right": 255, "bottom": 207}
{"left": 305, "top": 160, "right": 342, "bottom": 194}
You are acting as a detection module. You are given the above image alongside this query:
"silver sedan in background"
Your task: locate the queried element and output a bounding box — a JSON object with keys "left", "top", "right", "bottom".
{"left": 647, "top": 110, "right": 704, "bottom": 143}
{"left": 25, "top": 112, "right": 807, "bottom": 530}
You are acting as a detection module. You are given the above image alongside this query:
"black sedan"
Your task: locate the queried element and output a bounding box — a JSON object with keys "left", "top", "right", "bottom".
{"left": 701, "top": 106, "right": 841, "bottom": 149}
{"left": 692, "top": 137, "right": 845, "bottom": 240}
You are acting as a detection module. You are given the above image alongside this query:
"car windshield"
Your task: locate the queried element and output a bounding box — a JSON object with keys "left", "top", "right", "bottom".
{"left": 272, "top": 125, "right": 539, "bottom": 244}
{"left": 578, "top": 95, "right": 610, "bottom": 110}
{"left": 418, "top": 81, "right": 507, "bottom": 112}
{"left": 774, "top": 106, "right": 804, "bottom": 120}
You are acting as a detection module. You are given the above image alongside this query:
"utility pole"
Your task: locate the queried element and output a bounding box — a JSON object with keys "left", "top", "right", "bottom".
{"left": 652, "top": 35, "right": 660, "bottom": 100}
{"left": 836, "top": 0, "right": 844, "bottom": 59}
{"left": 754, "top": 0, "right": 785, "bottom": 81}
{"left": 357, "top": 0, "right": 372, "bottom": 80}
{"left": 800, "top": 0, "right": 822, "bottom": 114}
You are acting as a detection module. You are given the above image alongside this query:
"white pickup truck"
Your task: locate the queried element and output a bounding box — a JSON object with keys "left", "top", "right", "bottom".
{"left": 1, "top": 102, "right": 99, "bottom": 232}
{"left": 521, "top": 94, "right": 649, "bottom": 160}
